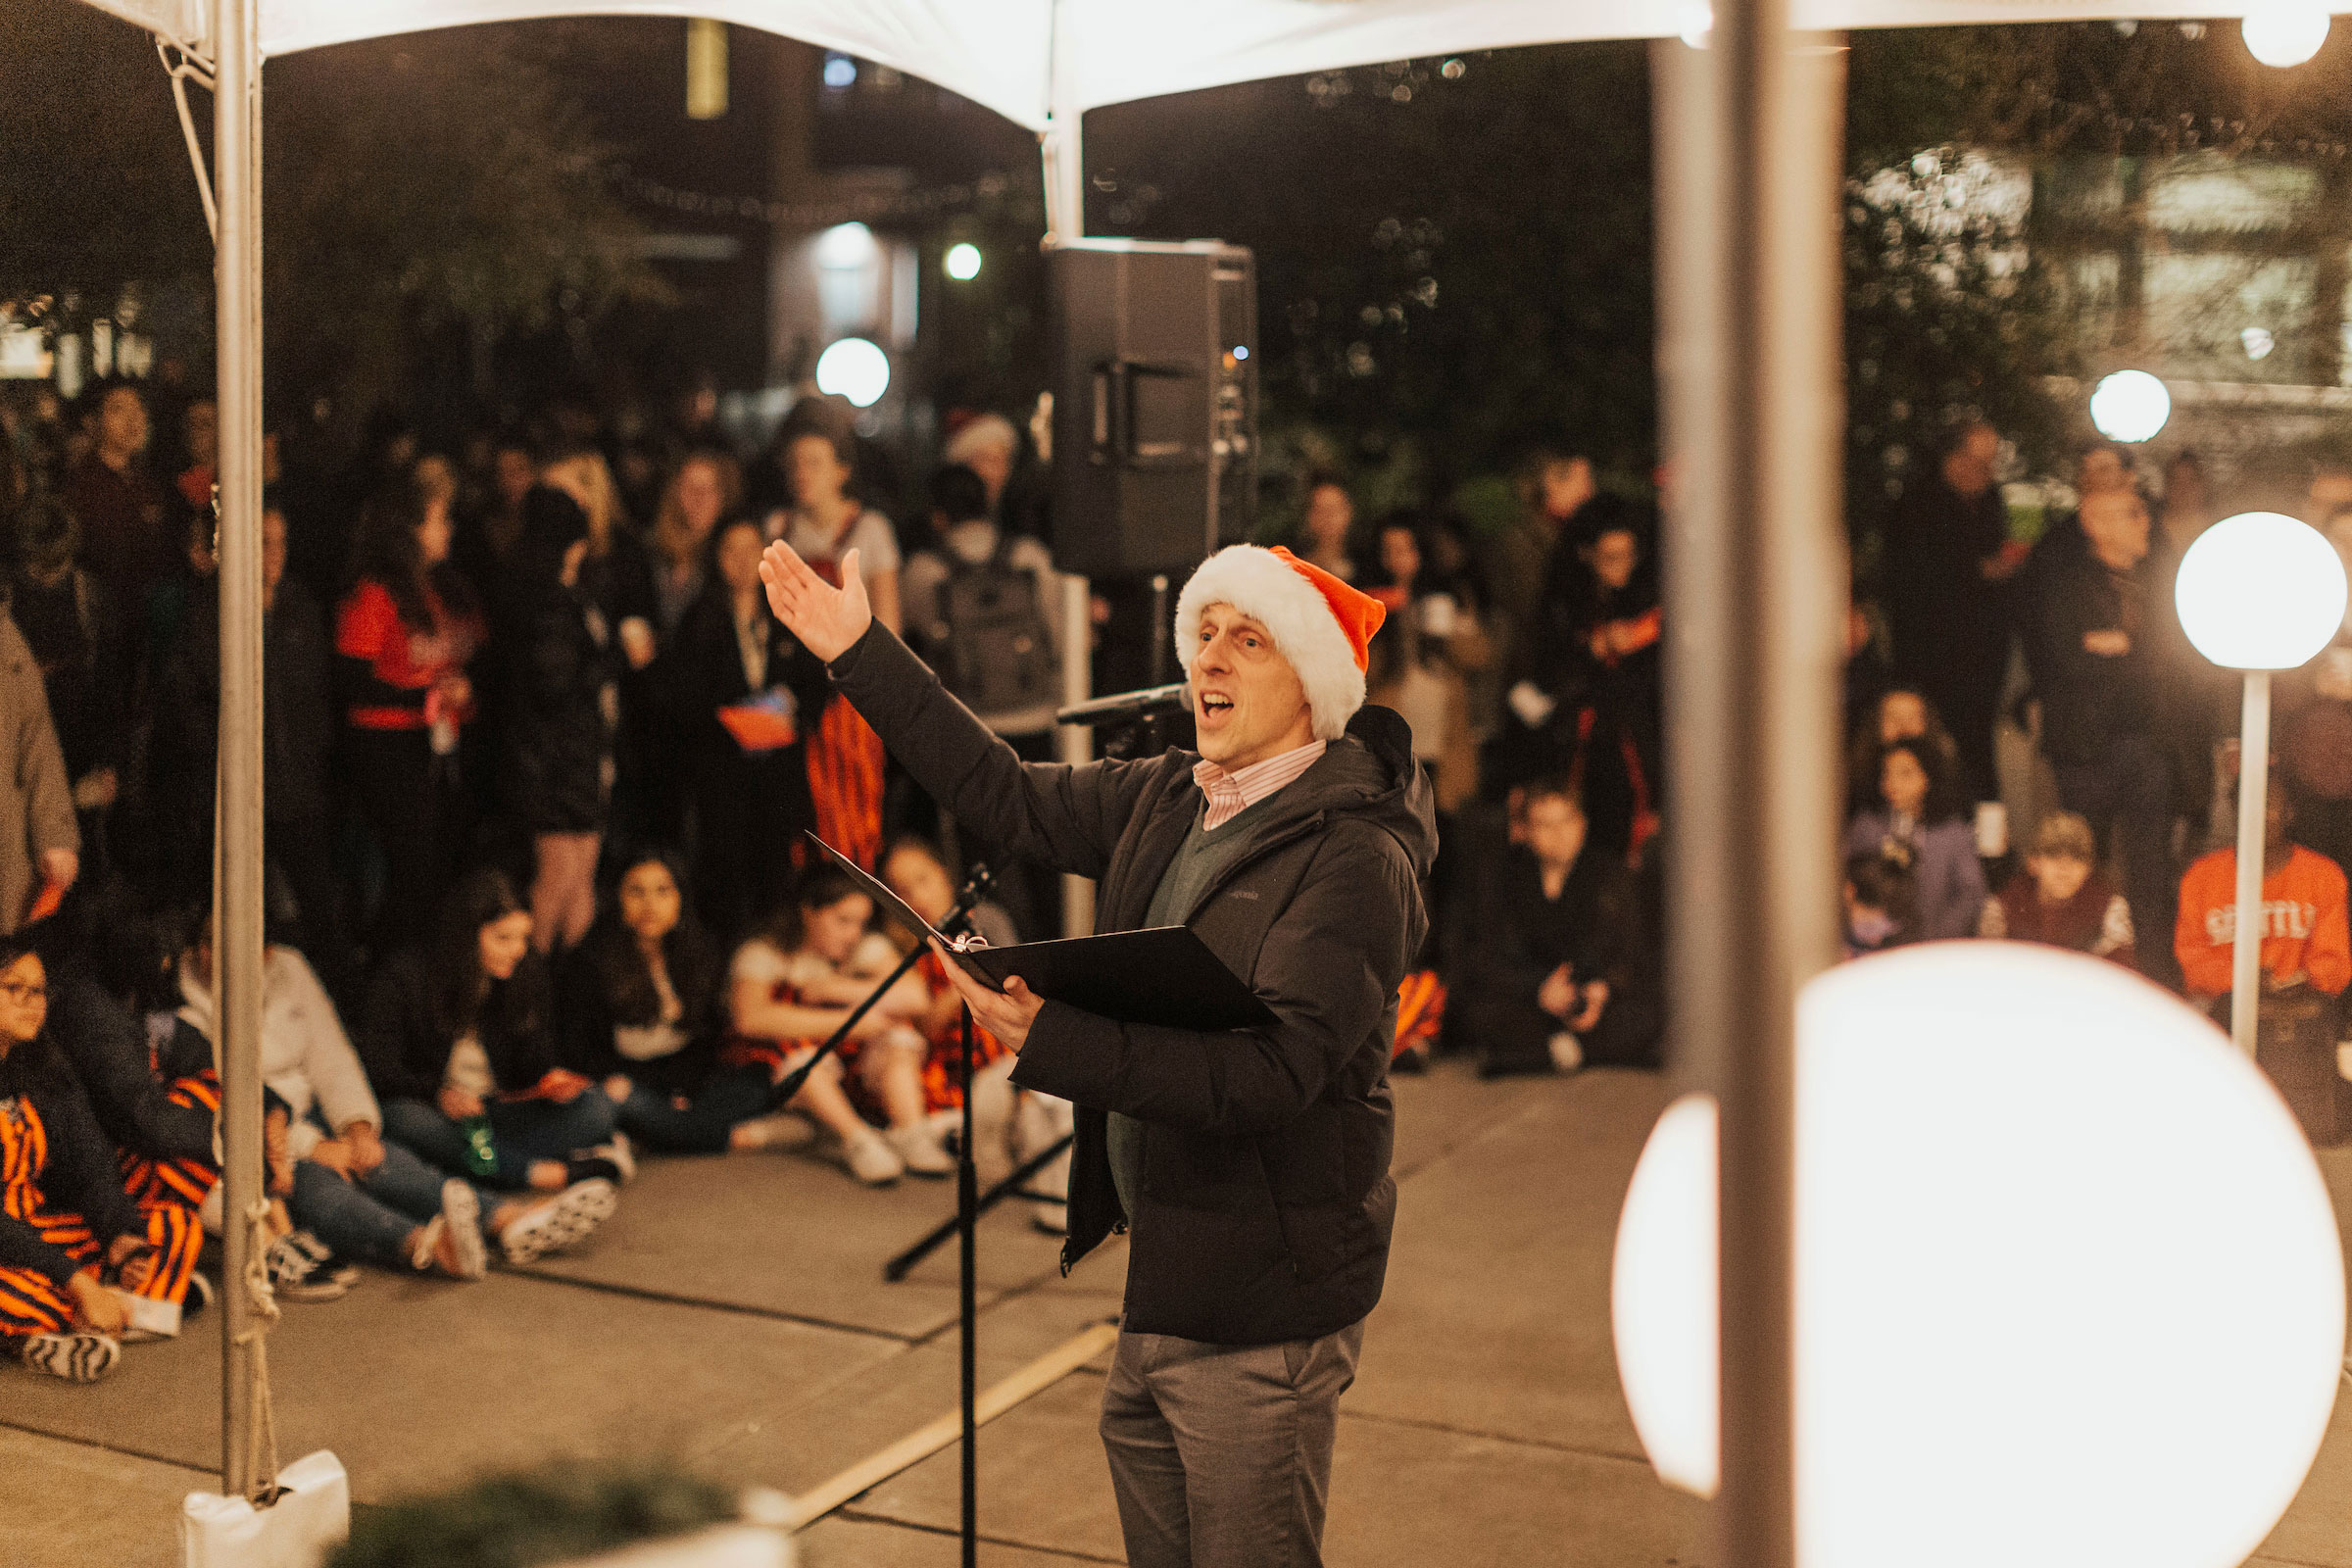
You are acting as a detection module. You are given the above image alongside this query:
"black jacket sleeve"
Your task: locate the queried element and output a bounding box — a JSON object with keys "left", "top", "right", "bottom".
{"left": 30, "top": 1079, "right": 144, "bottom": 1248}
{"left": 1011, "top": 817, "right": 1419, "bottom": 1138}
{"left": 826, "top": 622, "right": 1161, "bottom": 883}
{"left": 48, "top": 979, "right": 215, "bottom": 1162}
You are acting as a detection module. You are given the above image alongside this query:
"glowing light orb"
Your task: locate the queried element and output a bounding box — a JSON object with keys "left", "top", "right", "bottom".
{"left": 814, "top": 338, "right": 890, "bottom": 409}
{"left": 2244, "top": 1, "right": 2331, "bottom": 67}
{"left": 2089, "top": 369, "right": 2171, "bottom": 443}
{"left": 1612, "top": 943, "right": 2343, "bottom": 1568}
{"left": 944, "top": 242, "right": 983, "bottom": 281}
{"left": 2176, "top": 511, "right": 2349, "bottom": 670}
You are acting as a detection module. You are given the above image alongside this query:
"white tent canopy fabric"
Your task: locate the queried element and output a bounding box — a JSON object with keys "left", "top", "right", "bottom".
{"left": 87, "top": 0, "right": 2253, "bottom": 128}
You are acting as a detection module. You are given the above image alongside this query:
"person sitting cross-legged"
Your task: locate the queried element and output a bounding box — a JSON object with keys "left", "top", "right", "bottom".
{"left": 0, "top": 935, "right": 205, "bottom": 1383}
{"left": 721, "top": 865, "right": 950, "bottom": 1186}
{"left": 362, "top": 869, "right": 622, "bottom": 1264}
{"left": 1459, "top": 777, "right": 1661, "bottom": 1078}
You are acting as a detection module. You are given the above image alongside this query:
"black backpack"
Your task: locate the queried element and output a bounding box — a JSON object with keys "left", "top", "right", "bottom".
{"left": 940, "top": 533, "right": 1058, "bottom": 722}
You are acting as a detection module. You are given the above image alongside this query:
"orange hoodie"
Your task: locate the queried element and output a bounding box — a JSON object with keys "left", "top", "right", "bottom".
{"left": 2174, "top": 845, "right": 2352, "bottom": 1000}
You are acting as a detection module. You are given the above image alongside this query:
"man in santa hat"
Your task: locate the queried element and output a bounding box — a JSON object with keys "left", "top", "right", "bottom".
{"left": 761, "top": 536, "right": 1435, "bottom": 1568}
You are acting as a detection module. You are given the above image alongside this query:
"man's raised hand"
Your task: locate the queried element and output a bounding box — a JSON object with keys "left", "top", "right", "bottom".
{"left": 760, "top": 540, "right": 872, "bottom": 662}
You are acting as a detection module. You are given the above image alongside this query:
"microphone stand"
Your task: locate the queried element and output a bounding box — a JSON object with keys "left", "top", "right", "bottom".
{"left": 765, "top": 863, "right": 996, "bottom": 1111}
{"left": 881, "top": 1130, "right": 1075, "bottom": 1281}
{"left": 957, "top": 998, "right": 977, "bottom": 1568}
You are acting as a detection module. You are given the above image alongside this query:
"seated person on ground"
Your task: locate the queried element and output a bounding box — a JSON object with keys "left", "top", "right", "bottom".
{"left": 878, "top": 836, "right": 1034, "bottom": 1191}
{"left": 2176, "top": 787, "right": 2352, "bottom": 1143}
{"left": 358, "top": 868, "right": 621, "bottom": 1265}
{"left": 1977, "top": 810, "right": 2134, "bottom": 967}
{"left": 1457, "top": 778, "right": 1661, "bottom": 1077}
{"left": 563, "top": 852, "right": 804, "bottom": 1155}
{"left": 1843, "top": 736, "right": 1984, "bottom": 942}
{"left": 723, "top": 864, "right": 948, "bottom": 1186}
{"left": 178, "top": 915, "right": 486, "bottom": 1284}
{"left": 1842, "top": 851, "right": 1916, "bottom": 959}
{"left": 0, "top": 935, "right": 203, "bottom": 1384}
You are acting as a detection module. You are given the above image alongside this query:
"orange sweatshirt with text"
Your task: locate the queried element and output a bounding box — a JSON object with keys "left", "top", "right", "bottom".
{"left": 2174, "top": 845, "right": 2352, "bottom": 1000}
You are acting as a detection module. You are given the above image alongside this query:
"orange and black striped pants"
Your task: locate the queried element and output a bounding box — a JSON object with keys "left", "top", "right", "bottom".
{"left": 119, "top": 1072, "right": 222, "bottom": 1212}
{"left": 0, "top": 1199, "right": 205, "bottom": 1340}
{"left": 806, "top": 695, "right": 886, "bottom": 870}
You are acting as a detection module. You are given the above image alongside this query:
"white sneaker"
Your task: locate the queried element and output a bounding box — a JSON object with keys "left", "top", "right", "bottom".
{"left": 1547, "top": 1032, "right": 1586, "bottom": 1073}
{"left": 408, "top": 1214, "right": 449, "bottom": 1273}
{"left": 840, "top": 1127, "right": 905, "bottom": 1186}
{"left": 887, "top": 1123, "right": 955, "bottom": 1178}
{"left": 500, "top": 1178, "right": 618, "bottom": 1265}
{"left": 20, "top": 1331, "right": 120, "bottom": 1383}
{"left": 439, "top": 1181, "right": 488, "bottom": 1280}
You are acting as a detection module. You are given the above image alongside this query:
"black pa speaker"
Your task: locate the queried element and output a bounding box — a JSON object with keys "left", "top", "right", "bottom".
{"left": 1048, "top": 239, "right": 1256, "bottom": 579}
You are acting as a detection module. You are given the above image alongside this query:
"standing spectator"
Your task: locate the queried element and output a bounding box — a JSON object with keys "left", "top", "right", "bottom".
{"left": 1365, "top": 513, "right": 1490, "bottom": 812}
{"left": 1978, "top": 810, "right": 2135, "bottom": 967}
{"left": 169, "top": 397, "right": 218, "bottom": 545}
{"left": 499, "top": 488, "right": 623, "bottom": 956}
{"left": 333, "top": 476, "right": 484, "bottom": 949}
{"left": 1843, "top": 738, "right": 1985, "bottom": 942}
{"left": 665, "top": 518, "right": 828, "bottom": 941}
{"left": 2176, "top": 788, "right": 2351, "bottom": 1143}
{"left": 940, "top": 413, "right": 1021, "bottom": 520}
{"left": 0, "top": 603, "right": 78, "bottom": 938}
{"left": 60, "top": 384, "right": 172, "bottom": 640}
{"left": 1294, "top": 475, "right": 1360, "bottom": 583}
{"left": 1844, "top": 686, "right": 1959, "bottom": 811}
{"left": 9, "top": 496, "right": 126, "bottom": 870}
{"left": 1883, "top": 420, "right": 2025, "bottom": 803}
{"left": 1488, "top": 450, "right": 1594, "bottom": 662}
{"left": 2077, "top": 442, "right": 2134, "bottom": 502}
{"left": 1458, "top": 779, "right": 1660, "bottom": 1077}
{"left": 647, "top": 451, "right": 738, "bottom": 639}
{"left": 2019, "top": 486, "right": 2176, "bottom": 982}
{"left": 763, "top": 413, "right": 899, "bottom": 868}
{"left": 151, "top": 504, "right": 343, "bottom": 981}
{"left": 361, "top": 869, "right": 624, "bottom": 1260}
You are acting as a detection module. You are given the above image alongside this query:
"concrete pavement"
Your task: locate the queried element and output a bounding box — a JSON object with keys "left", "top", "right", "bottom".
{"left": 2, "top": 1060, "right": 2348, "bottom": 1565}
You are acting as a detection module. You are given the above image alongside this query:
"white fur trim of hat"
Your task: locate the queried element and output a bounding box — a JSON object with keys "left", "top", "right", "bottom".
{"left": 1174, "top": 545, "right": 1366, "bottom": 742}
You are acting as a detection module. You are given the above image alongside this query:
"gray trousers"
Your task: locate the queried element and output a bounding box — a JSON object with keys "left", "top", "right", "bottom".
{"left": 1099, "top": 1319, "right": 1366, "bottom": 1568}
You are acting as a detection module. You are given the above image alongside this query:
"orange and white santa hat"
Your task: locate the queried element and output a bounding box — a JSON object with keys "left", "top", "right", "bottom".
{"left": 1174, "top": 545, "right": 1387, "bottom": 741}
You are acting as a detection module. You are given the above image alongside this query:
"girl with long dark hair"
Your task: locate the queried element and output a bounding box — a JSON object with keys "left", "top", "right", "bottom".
{"left": 334, "top": 474, "right": 485, "bottom": 945}
{"left": 361, "top": 869, "right": 622, "bottom": 1264}
{"left": 1842, "top": 737, "right": 1986, "bottom": 942}
{"left": 563, "top": 852, "right": 802, "bottom": 1153}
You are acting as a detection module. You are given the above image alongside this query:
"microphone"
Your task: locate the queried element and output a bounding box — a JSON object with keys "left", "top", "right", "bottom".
{"left": 1055, "top": 681, "right": 1190, "bottom": 727}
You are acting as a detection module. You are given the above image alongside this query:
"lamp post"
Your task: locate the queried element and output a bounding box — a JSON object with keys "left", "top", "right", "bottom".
{"left": 2175, "top": 512, "right": 2349, "bottom": 1055}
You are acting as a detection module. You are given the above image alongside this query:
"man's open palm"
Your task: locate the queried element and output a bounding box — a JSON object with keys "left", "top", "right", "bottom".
{"left": 760, "top": 541, "right": 872, "bottom": 662}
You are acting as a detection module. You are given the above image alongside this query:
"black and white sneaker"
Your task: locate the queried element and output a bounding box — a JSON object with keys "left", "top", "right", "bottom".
{"left": 499, "top": 1178, "right": 617, "bottom": 1265}
{"left": 284, "top": 1231, "right": 361, "bottom": 1290}
{"left": 265, "top": 1236, "right": 351, "bottom": 1302}
{"left": 20, "top": 1331, "right": 121, "bottom": 1383}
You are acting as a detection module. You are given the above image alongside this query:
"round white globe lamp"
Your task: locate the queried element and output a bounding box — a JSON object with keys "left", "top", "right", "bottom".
{"left": 814, "top": 337, "right": 891, "bottom": 409}
{"left": 2244, "top": 0, "right": 2331, "bottom": 67}
{"left": 944, "top": 242, "right": 983, "bottom": 281}
{"left": 2176, "top": 511, "right": 2349, "bottom": 1052}
{"left": 2089, "top": 368, "right": 2171, "bottom": 443}
{"left": 1613, "top": 944, "right": 2345, "bottom": 1568}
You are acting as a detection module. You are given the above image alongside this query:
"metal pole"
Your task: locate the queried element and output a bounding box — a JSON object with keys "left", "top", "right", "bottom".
{"left": 1655, "top": 8, "right": 1845, "bottom": 1565}
{"left": 214, "top": 0, "right": 268, "bottom": 1497}
{"left": 958, "top": 1004, "right": 978, "bottom": 1568}
{"left": 2232, "top": 670, "right": 2271, "bottom": 1057}
{"left": 1058, "top": 572, "right": 1096, "bottom": 938}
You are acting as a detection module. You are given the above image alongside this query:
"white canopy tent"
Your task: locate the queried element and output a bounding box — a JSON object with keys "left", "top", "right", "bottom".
{"left": 56, "top": 1, "right": 2246, "bottom": 1563}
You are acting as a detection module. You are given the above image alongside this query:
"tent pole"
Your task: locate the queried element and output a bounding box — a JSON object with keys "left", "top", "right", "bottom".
{"left": 214, "top": 0, "right": 268, "bottom": 1498}
{"left": 1654, "top": 9, "right": 1845, "bottom": 1566}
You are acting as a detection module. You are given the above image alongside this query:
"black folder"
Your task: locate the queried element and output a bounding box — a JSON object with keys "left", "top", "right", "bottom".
{"left": 809, "top": 835, "right": 1277, "bottom": 1032}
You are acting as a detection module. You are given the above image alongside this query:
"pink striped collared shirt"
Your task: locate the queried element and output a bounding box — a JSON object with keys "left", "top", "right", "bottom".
{"left": 1194, "top": 740, "right": 1327, "bottom": 831}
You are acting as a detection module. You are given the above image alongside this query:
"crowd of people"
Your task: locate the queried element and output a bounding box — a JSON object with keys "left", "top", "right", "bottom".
{"left": 0, "top": 378, "right": 1065, "bottom": 1385}
{"left": 4, "top": 364, "right": 2347, "bottom": 1389}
